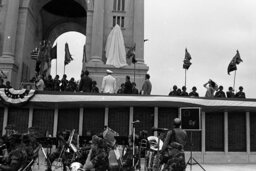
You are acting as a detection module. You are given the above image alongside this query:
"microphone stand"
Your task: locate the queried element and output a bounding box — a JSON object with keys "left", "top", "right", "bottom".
{"left": 132, "top": 121, "right": 140, "bottom": 170}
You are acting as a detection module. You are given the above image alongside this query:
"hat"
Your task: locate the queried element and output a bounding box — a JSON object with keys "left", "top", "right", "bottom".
{"left": 106, "top": 69, "right": 113, "bottom": 74}
{"left": 173, "top": 118, "right": 181, "bottom": 125}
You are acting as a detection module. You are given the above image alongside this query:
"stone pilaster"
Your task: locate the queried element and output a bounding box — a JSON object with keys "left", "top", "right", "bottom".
{"left": 0, "top": 0, "right": 19, "bottom": 61}
{"left": 0, "top": 0, "right": 20, "bottom": 84}
{"left": 89, "top": 0, "right": 105, "bottom": 63}
{"left": 133, "top": 0, "right": 144, "bottom": 64}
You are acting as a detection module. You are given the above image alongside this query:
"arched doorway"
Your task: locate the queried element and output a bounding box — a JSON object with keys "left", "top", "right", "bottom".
{"left": 50, "top": 31, "right": 86, "bottom": 81}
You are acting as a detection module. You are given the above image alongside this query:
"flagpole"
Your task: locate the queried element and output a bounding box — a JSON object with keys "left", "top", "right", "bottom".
{"left": 185, "top": 69, "right": 187, "bottom": 87}
{"left": 134, "top": 63, "right": 136, "bottom": 83}
{"left": 56, "top": 43, "right": 58, "bottom": 76}
{"left": 233, "top": 70, "right": 236, "bottom": 91}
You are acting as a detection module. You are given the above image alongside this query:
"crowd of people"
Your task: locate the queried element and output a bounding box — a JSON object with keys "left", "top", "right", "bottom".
{"left": 168, "top": 79, "right": 246, "bottom": 98}
{"left": 0, "top": 117, "right": 187, "bottom": 171}
{"left": 31, "top": 69, "right": 152, "bottom": 96}
{"left": 0, "top": 71, "right": 247, "bottom": 99}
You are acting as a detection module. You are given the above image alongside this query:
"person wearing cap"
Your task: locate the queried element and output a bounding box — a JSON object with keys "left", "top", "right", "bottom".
{"left": 168, "top": 85, "right": 179, "bottom": 96}
{"left": 101, "top": 69, "right": 116, "bottom": 94}
{"left": 235, "top": 86, "right": 246, "bottom": 98}
{"left": 215, "top": 85, "right": 226, "bottom": 98}
{"left": 180, "top": 86, "right": 188, "bottom": 96}
{"left": 160, "top": 118, "right": 187, "bottom": 171}
{"left": 226, "top": 86, "right": 235, "bottom": 98}
{"left": 188, "top": 86, "right": 199, "bottom": 97}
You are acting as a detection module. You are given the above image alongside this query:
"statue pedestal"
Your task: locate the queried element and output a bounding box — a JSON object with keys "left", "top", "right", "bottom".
{"left": 84, "top": 62, "right": 149, "bottom": 92}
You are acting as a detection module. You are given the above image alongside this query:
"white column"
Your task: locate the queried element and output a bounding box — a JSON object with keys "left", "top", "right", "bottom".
{"left": 224, "top": 112, "right": 228, "bottom": 154}
{"left": 104, "top": 107, "right": 109, "bottom": 126}
{"left": 201, "top": 112, "right": 206, "bottom": 153}
{"left": 2, "top": 107, "right": 8, "bottom": 135}
{"left": 246, "top": 112, "right": 250, "bottom": 153}
{"left": 28, "top": 107, "right": 33, "bottom": 128}
{"left": 154, "top": 107, "right": 158, "bottom": 136}
{"left": 129, "top": 107, "right": 134, "bottom": 135}
{"left": 53, "top": 108, "right": 58, "bottom": 137}
{"left": 79, "top": 107, "right": 84, "bottom": 136}
{"left": 1, "top": 0, "right": 20, "bottom": 61}
{"left": 133, "top": 0, "right": 144, "bottom": 63}
{"left": 89, "top": 0, "right": 104, "bottom": 63}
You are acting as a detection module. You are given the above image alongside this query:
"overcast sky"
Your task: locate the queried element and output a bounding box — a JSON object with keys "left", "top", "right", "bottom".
{"left": 52, "top": 0, "right": 256, "bottom": 98}
{"left": 144, "top": 0, "right": 256, "bottom": 98}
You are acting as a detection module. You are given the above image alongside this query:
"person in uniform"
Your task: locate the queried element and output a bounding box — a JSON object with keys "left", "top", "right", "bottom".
{"left": 101, "top": 70, "right": 116, "bottom": 94}
{"left": 161, "top": 118, "right": 187, "bottom": 171}
{"left": 180, "top": 86, "right": 188, "bottom": 96}
{"left": 169, "top": 85, "right": 179, "bottom": 96}
{"left": 188, "top": 86, "right": 199, "bottom": 97}
{"left": 226, "top": 87, "right": 235, "bottom": 98}
{"left": 215, "top": 85, "right": 226, "bottom": 98}
{"left": 203, "top": 79, "right": 218, "bottom": 98}
{"left": 235, "top": 86, "right": 246, "bottom": 98}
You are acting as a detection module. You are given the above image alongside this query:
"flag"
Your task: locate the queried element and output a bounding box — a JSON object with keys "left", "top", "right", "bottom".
{"left": 183, "top": 48, "right": 192, "bottom": 69}
{"left": 0, "top": 70, "right": 7, "bottom": 79}
{"left": 50, "top": 44, "right": 57, "bottom": 60}
{"left": 227, "top": 50, "right": 243, "bottom": 75}
{"left": 30, "top": 48, "right": 39, "bottom": 60}
{"left": 126, "top": 45, "right": 137, "bottom": 65}
{"left": 64, "top": 43, "right": 73, "bottom": 65}
{"left": 82, "top": 44, "right": 87, "bottom": 63}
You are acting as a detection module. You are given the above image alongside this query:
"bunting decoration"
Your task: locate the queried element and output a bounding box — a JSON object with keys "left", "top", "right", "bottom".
{"left": 227, "top": 50, "right": 243, "bottom": 75}
{"left": 183, "top": 48, "right": 192, "bottom": 70}
{"left": 0, "top": 88, "right": 35, "bottom": 106}
{"left": 64, "top": 43, "right": 73, "bottom": 65}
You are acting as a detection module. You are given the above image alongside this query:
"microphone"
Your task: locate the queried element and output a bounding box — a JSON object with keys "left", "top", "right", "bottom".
{"left": 132, "top": 120, "right": 140, "bottom": 124}
{"left": 152, "top": 127, "right": 169, "bottom": 132}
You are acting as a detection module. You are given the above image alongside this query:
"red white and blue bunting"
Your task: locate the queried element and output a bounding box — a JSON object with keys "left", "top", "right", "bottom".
{"left": 0, "top": 88, "right": 35, "bottom": 105}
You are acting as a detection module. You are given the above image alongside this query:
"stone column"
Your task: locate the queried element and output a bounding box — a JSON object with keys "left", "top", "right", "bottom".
{"left": 0, "top": 0, "right": 19, "bottom": 62}
{"left": 133, "top": 0, "right": 144, "bottom": 64}
{"left": 89, "top": 0, "right": 104, "bottom": 63}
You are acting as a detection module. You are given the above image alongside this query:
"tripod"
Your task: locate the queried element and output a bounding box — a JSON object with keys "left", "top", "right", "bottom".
{"left": 186, "top": 131, "right": 206, "bottom": 171}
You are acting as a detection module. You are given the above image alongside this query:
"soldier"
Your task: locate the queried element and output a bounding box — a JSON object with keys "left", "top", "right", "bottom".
{"left": 180, "top": 86, "right": 188, "bottom": 96}
{"left": 235, "top": 86, "right": 246, "bottom": 98}
{"left": 188, "top": 86, "right": 199, "bottom": 97}
{"left": 169, "top": 85, "right": 179, "bottom": 96}
{"left": 215, "top": 85, "right": 226, "bottom": 98}
{"left": 161, "top": 118, "right": 187, "bottom": 171}
{"left": 226, "top": 87, "right": 235, "bottom": 98}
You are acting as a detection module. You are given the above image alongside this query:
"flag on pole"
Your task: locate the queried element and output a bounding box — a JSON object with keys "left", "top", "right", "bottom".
{"left": 50, "top": 44, "right": 57, "bottom": 61}
{"left": 64, "top": 43, "right": 73, "bottom": 65}
{"left": 227, "top": 50, "right": 243, "bottom": 75}
{"left": 183, "top": 48, "right": 192, "bottom": 69}
{"left": 82, "top": 44, "right": 87, "bottom": 63}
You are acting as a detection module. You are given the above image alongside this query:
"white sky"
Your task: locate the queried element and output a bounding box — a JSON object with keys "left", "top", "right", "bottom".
{"left": 52, "top": 0, "right": 256, "bottom": 98}
{"left": 145, "top": 0, "right": 256, "bottom": 98}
